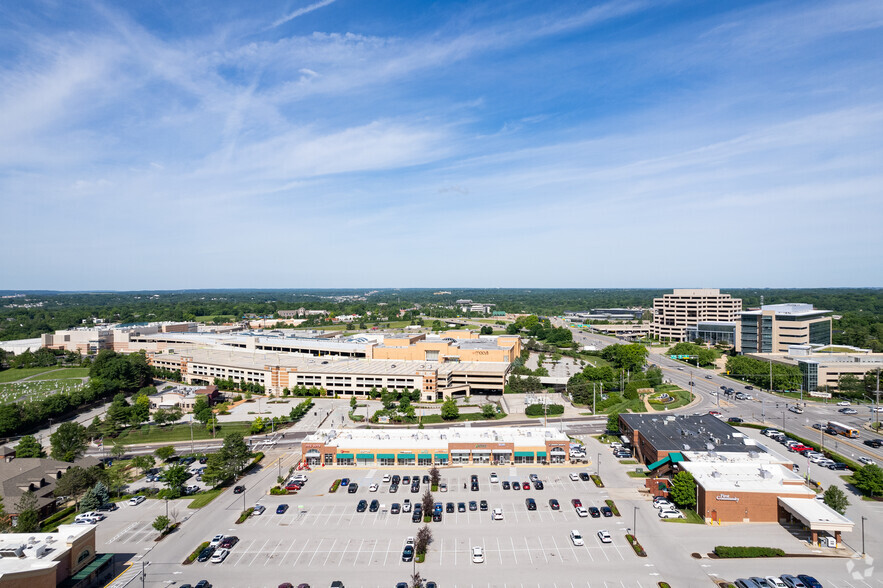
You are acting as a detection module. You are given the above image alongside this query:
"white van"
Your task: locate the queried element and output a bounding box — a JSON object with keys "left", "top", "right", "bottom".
{"left": 492, "top": 508, "right": 503, "bottom": 520}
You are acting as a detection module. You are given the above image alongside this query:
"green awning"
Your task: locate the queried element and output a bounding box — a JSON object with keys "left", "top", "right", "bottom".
{"left": 397, "top": 453, "right": 415, "bottom": 459}
{"left": 70, "top": 553, "right": 115, "bottom": 580}
{"left": 536, "top": 452, "right": 547, "bottom": 457}
{"left": 514, "top": 451, "right": 534, "bottom": 457}
{"left": 377, "top": 453, "right": 394, "bottom": 459}
{"left": 418, "top": 453, "right": 432, "bottom": 459}
{"left": 336, "top": 453, "right": 353, "bottom": 459}
{"left": 434, "top": 453, "right": 448, "bottom": 459}
{"left": 356, "top": 454, "right": 374, "bottom": 460}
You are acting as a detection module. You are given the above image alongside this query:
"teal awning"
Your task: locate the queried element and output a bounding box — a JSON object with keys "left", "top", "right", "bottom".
{"left": 434, "top": 453, "right": 448, "bottom": 459}
{"left": 514, "top": 451, "right": 534, "bottom": 457}
{"left": 397, "top": 453, "right": 415, "bottom": 459}
{"left": 336, "top": 453, "right": 353, "bottom": 459}
{"left": 536, "top": 452, "right": 547, "bottom": 457}
{"left": 356, "top": 454, "right": 374, "bottom": 460}
{"left": 377, "top": 453, "right": 394, "bottom": 459}
{"left": 418, "top": 453, "right": 432, "bottom": 459}
{"left": 70, "top": 553, "right": 114, "bottom": 581}
{"left": 647, "top": 451, "right": 684, "bottom": 471}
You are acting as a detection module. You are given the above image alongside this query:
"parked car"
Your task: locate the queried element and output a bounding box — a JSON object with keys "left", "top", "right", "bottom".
{"left": 579, "top": 472, "right": 590, "bottom": 481}
{"left": 210, "top": 548, "right": 229, "bottom": 564}
{"left": 369, "top": 484, "right": 378, "bottom": 492}
{"left": 525, "top": 498, "right": 537, "bottom": 511}
{"left": 209, "top": 534, "right": 225, "bottom": 548}
{"left": 588, "top": 506, "right": 601, "bottom": 518}
{"left": 97, "top": 502, "right": 118, "bottom": 512}
{"left": 401, "top": 545, "right": 414, "bottom": 562}
{"left": 469, "top": 501, "right": 478, "bottom": 511}
{"left": 219, "top": 536, "right": 238, "bottom": 549}
{"left": 347, "top": 483, "right": 359, "bottom": 494}
{"left": 356, "top": 500, "right": 367, "bottom": 512}
{"left": 575, "top": 506, "right": 588, "bottom": 517}
{"left": 128, "top": 495, "right": 146, "bottom": 506}
{"left": 512, "top": 481, "right": 521, "bottom": 490}
{"left": 727, "top": 417, "right": 744, "bottom": 424}
{"left": 471, "top": 546, "right": 484, "bottom": 563}
{"left": 549, "top": 499, "right": 560, "bottom": 510}
{"left": 490, "top": 472, "right": 499, "bottom": 483}
{"left": 600, "top": 506, "right": 613, "bottom": 517}
{"left": 458, "top": 502, "right": 466, "bottom": 512}
{"left": 276, "top": 504, "right": 288, "bottom": 514}
{"left": 492, "top": 508, "right": 503, "bottom": 520}
{"left": 402, "top": 499, "right": 411, "bottom": 512}
{"left": 502, "top": 481, "right": 511, "bottom": 490}
{"left": 779, "top": 575, "right": 807, "bottom": 588}
{"left": 569, "top": 473, "right": 579, "bottom": 481}
{"left": 391, "top": 503, "right": 401, "bottom": 514}
{"left": 479, "top": 500, "right": 488, "bottom": 511}
{"left": 658, "top": 509, "right": 685, "bottom": 519}
{"left": 196, "top": 546, "right": 216, "bottom": 562}
{"left": 597, "top": 530, "right": 612, "bottom": 543}
{"left": 828, "top": 462, "right": 849, "bottom": 470}
{"left": 253, "top": 504, "right": 266, "bottom": 515}
{"left": 369, "top": 500, "right": 379, "bottom": 512}
{"left": 570, "top": 529, "right": 584, "bottom": 546}
{"left": 796, "top": 576, "right": 822, "bottom": 588}
{"left": 766, "top": 577, "right": 787, "bottom": 588}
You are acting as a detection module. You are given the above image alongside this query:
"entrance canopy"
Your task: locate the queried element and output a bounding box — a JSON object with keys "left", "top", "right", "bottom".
{"left": 778, "top": 497, "right": 853, "bottom": 533}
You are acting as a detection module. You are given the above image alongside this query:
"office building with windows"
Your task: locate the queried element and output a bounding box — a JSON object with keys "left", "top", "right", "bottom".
{"left": 651, "top": 289, "right": 742, "bottom": 342}
{"left": 736, "top": 303, "right": 832, "bottom": 353}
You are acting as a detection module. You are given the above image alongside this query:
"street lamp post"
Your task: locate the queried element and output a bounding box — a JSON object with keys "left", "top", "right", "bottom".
{"left": 633, "top": 506, "right": 638, "bottom": 539}
{"left": 189, "top": 415, "right": 194, "bottom": 455}
{"left": 861, "top": 516, "right": 867, "bottom": 556}
{"left": 597, "top": 453, "right": 601, "bottom": 478}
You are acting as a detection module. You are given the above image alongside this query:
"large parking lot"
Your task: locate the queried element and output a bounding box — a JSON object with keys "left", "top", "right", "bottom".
{"left": 142, "top": 464, "right": 657, "bottom": 587}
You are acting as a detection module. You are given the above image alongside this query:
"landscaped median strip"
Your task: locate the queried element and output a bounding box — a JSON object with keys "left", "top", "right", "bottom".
{"left": 183, "top": 542, "right": 209, "bottom": 565}
{"left": 591, "top": 474, "right": 604, "bottom": 487}
{"left": 625, "top": 534, "right": 647, "bottom": 557}
{"left": 235, "top": 507, "right": 254, "bottom": 524}
{"left": 604, "top": 499, "right": 620, "bottom": 516}
{"left": 712, "top": 546, "right": 785, "bottom": 558}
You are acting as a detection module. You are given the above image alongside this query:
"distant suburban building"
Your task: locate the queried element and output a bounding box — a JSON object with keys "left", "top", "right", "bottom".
{"left": 651, "top": 289, "right": 742, "bottom": 342}
{"left": 685, "top": 321, "right": 738, "bottom": 347}
{"left": 458, "top": 302, "right": 495, "bottom": 314}
{"left": 148, "top": 384, "right": 219, "bottom": 413}
{"left": 41, "top": 322, "right": 197, "bottom": 354}
{"left": 745, "top": 345, "right": 883, "bottom": 393}
{"left": 736, "top": 303, "right": 832, "bottom": 353}
{"left": 565, "top": 308, "right": 646, "bottom": 321}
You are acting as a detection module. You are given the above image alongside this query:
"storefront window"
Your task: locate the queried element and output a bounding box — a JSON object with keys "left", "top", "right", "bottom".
{"left": 323, "top": 454, "right": 334, "bottom": 466}
{"left": 336, "top": 458, "right": 354, "bottom": 466}
{"left": 472, "top": 452, "right": 490, "bottom": 464}
{"left": 418, "top": 458, "right": 432, "bottom": 466}
{"left": 379, "top": 458, "right": 395, "bottom": 466}
{"left": 451, "top": 453, "right": 469, "bottom": 464}
{"left": 514, "top": 455, "right": 534, "bottom": 464}
{"left": 306, "top": 453, "right": 321, "bottom": 466}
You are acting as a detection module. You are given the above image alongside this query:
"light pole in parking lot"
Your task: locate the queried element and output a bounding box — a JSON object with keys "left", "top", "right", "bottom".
{"left": 861, "top": 516, "right": 866, "bottom": 556}
{"left": 633, "top": 506, "right": 638, "bottom": 539}
{"left": 597, "top": 453, "right": 601, "bottom": 477}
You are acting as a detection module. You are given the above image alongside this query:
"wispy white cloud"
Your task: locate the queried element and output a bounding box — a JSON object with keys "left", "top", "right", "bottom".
{"left": 271, "top": 0, "right": 337, "bottom": 29}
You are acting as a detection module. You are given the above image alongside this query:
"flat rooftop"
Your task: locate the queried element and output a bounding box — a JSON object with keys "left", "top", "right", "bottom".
{"left": 740, "top": 303, "right": 831, "bottom": 317}
{"left": 0, "top": 524, "right": 92, "bottom": 575}
{"left": 305, "top": 427, "right": 567, "bottom": 450}
{"left": 679, "top": 461, "right": 815, "bottom": 495}
{"left": 621, "top": 414, "right": 762, "bottom": 454}
{"left": 158, "top": 348, "right": 510, "bottom": 376}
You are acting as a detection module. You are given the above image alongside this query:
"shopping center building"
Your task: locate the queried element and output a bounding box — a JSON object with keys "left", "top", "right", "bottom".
{"left": 301, "top": 427, "right": 571, "bottom": 467}
{"left": 148, "top": 348, "right": 511, "bottom": 399}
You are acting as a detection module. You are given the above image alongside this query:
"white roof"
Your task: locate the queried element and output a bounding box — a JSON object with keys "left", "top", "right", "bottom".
{"left": 778, "top": 496, "right": 853, "bottom": 531}
{"left": 305, "top": 427, "right": 566, "bottom": 450}
{"left": 679, "top": 461, "right": 815, "bottom": 495}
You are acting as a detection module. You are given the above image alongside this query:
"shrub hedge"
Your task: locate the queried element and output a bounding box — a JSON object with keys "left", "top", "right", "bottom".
{"left": 713, "top": 546, "right": 785, "bottom": 558}
{"left": 525, "top": 403, "right": 564, "bottom": 416}
{"left": 605, "top": 499, "right": 620, "bottom": 516}
{"left": 235, "top": 507, "right": 254, "bottom": 524}
{"left": 184, "top": 541, "right": 209, "bottom": 564}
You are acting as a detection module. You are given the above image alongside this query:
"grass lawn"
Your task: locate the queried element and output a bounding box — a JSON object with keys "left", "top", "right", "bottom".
{"left": 660, "top": 508, "right": 705, "bottom": 524}
{"left": 31, "top": 367, "right": 90, "bottom": 380}
{"left": 0, "top": 367, "right": 58, "bottom": 383}
{"left": 601, "top": 397, "right": 646, "bottom": 414}
{"left": 189, "top": 488, "right": 225, "bottom": 508}
{"left": 627, "top": 470, "right": 648, "bottom": 478}
{"left": 420, "top": 412, "right": 506, "bottom": 424}
{"left": 649, "top": 384, "right": 692, "bottom": 411}
{"left": 113, "top": 421, "right": 253, "bottom": 445}
{"left": 194, "top": 315, "right": 236, "bottom": 323}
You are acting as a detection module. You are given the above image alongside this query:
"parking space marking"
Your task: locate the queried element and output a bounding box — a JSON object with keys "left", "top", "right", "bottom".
{"left": 247, "top": 537, "right": 272, "bottom": 566}
{"left": 307, "top": 537, "right": 325, "bottom": 567}
{"left": 229, "top": 538, "right": 256, "bottom": 566}
{"left": 322, "top": 538, "right": 338, "bottom": 566}
{"left": 537, "top": 535, "right": 550, "bottom": 563}
{"left": 263, "top": 537, "right": 284, "bottom": 565}
{"left": 510, "top": 536, "right": 518, "bottom": 565}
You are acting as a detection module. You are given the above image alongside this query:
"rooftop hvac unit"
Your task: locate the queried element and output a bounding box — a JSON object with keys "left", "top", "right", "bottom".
{"left": 760, "top": 469, "right": 773, "bottom": 479}
{"left": 711, "top": 471, "right": 722, "bottom": 478}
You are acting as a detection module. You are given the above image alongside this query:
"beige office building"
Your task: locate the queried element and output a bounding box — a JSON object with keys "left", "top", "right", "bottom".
{"left": 148, "top": 348, "right": 510, "bottom": 400}
{"left": 652, "top": 289, "right": 742, "bottom": 342}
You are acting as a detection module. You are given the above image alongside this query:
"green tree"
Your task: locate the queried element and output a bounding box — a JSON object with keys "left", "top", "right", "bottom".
{"left": 415, "top": 524, "right": 433, "bottom": 555}
{"left": 0, "top": 495, "right": 11, "bottom": 532}
{"left": 129, "top": 392, "right": 152, "bottom": 427}
{"left": 480, "top": 325, "right": 493, "bottom": 335}
{"left": 98, "top": 466, "right": 127, "bottom": 499}
{"left": 607, "top": 412, "right": 621, "bottom": 434}
{"left": 162, "top": 463, "right": 190, "bottom": 496}
{"left": 193, "top": 396, "right": 213, "bottom": 427}
{"left": 105, "top": 393, "right": 132, "bottom": 428}
{"left": 79, "top": 486, "right": 101, "bottom": 512}
{"left": 669, "top": 471, "right": 697, "bottom": 508}
{"left": 111, "top": 441, "right": 126, "bottom": 459}
{"left": 152, "top": 515, "right": 170, "bottom": 535}
{"left": 441, "top": 398, "right": 459, "bottom": 421}
{"left": 823, "top": 485, "right": 849, "bottom": 514}
{"left": 203, "top": 432, "right": 251, "bottom": 486}
{"left": 14, "top": 491, "right": 40, "bottom": 533}
{"left": 93, "top": 481, "right": 110, "bottom": 505}
{"left": 250, "top": 417, "right": 265, "bottom": 435}
{"left": 54, "top": 466, "right": 99, "bottom": 507}
{"left": 350, "top": 397, "right": 357, "bottom": 411}
{"left": 155, "top": 446, "right": 176, "bottom": 462}
{"left": 852, "top": 464, "right": 883, "bottom": 497}
{"left": 132, "top": 455, "right": 156, "bottom": 474}
{"left": 421, "top": 489, "right": 434, "bottom": 515}
{"left": 50, "top": 422, "right": 88, "bottom": 462}
{"left": 481, "top": 404, "right": 496, "bottom": 419}
{"left": 15, "top": 435, "right": 45, "bottom": 458}
{"left": 153, "top": 407, "right": 183, "bottom": 426}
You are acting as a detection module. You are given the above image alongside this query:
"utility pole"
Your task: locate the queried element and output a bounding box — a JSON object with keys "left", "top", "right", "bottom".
{"left": 876, "top": 371, "right": 880, "bottom": 429}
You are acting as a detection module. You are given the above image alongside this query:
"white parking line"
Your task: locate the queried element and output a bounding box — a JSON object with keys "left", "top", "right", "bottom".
{"left": 322, "top": 538, "right": 337, "bottom": 566}
{"left": 279, "top": 536, "right": 298, "bottom": 565}
{"left": 307, "top": 538, "right": 325, "bottom": 566}
{"left": 263, "top": 538, "right": 284, "bottom": 565}
{"left": 366, "top": 537, "right": 378, "bottom": 566}
{"left": 247, "top": 538, "right": 272, "bottom": 566}
{"left": 536, "top": 535, "right": 550, "bottom": 563}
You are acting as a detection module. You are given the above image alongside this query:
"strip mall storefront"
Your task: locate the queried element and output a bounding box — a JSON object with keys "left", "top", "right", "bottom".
{"left": 301, "top": 439, "right": 570, "bottom": 467}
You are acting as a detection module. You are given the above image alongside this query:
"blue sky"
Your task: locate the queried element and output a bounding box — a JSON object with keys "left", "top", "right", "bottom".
{"left": 1, "top": 0, "right": 881, "bottom": 289}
